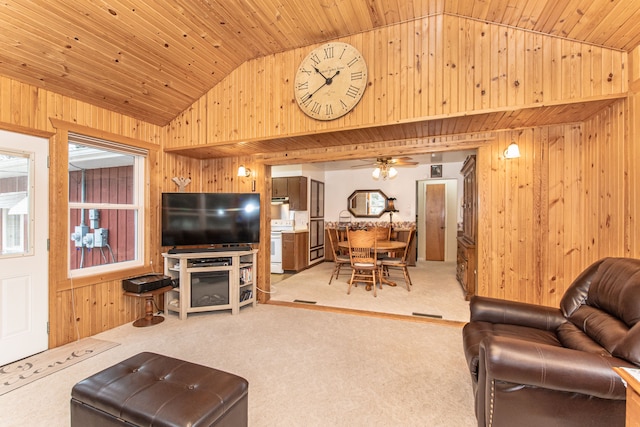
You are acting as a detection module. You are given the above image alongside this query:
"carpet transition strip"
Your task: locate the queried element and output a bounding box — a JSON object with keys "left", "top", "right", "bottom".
{"left": 412, "top": 312, "right": 443, "bottom": 319}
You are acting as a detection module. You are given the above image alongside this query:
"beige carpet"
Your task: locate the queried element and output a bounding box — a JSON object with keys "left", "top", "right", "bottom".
{"left": 270, "top": 260, "right": 470, "bottom": 322}
{"left": 0, "top": 304, "right": 476, "bottom": 426}
{"left": 0, "top": 338, "right": 118, "bottom": 396}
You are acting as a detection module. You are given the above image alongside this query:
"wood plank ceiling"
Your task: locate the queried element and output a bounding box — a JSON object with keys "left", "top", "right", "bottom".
{"left": 2, "top": 0, "right": 640, "bottom": 157}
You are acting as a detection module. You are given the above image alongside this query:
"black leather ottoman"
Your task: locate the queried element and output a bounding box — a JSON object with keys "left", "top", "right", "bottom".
{"left": 70, "top": 352, "right": 248, "bottom": 427}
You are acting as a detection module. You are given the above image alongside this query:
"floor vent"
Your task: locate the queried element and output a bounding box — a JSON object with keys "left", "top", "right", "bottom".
{"left": 293, "top": 299, "right": 317, "bottom": 305}
{"left": 412, "top": 312, "right": 443, "bottom": 319}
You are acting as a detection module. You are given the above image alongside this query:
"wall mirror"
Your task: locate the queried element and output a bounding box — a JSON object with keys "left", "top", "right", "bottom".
{"left": 347, "top": 189, "right": 388, "bottom": 218}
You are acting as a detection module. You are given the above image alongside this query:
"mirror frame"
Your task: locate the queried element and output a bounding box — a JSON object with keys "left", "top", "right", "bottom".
{"left": 347, "top": 189, "right": 388, "bottom": 218}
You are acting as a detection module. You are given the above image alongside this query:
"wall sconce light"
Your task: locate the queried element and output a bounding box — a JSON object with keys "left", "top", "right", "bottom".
{"left": 237, "top": 165, "right": 256, "bottom": 192}
{"left": 504, "top": 142, "right": 521, "bottom": 159}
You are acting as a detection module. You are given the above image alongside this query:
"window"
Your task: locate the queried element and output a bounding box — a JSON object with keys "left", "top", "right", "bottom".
{"left": 3, "top": 209, "right": 25, "bottom": 253}
{"left": 0, "top": 152, "right": 30, "bottom": 256}
{"left": 68, "top": 133, "right": 147, "bottom": 276}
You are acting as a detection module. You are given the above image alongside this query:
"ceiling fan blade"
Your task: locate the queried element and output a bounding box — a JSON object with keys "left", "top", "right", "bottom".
{"left": 348, "top": 156, "right": 417, "bottom": 169}
{"left": 350, "top": 163, "right": 377, "bottom": 169}
{"left": 386, "top": 156, "right": 414, "bottom": 164}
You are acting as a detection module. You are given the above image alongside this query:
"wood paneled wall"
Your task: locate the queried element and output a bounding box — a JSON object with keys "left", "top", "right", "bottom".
{"left": 477, "top": 98, "right": 634, "bottom": 307}
{"left": 167, "top": 106, "right": 637, "bottom": 310}
{"left": 0, "top": 13, "right": 637, "bottom": 351}
{"left": 160, "top": 153, "right": 271, "bottom": 303}
{"left": 165, "top": 14, "right": 635, "bottom": 309}
{"left": 0, "top": 76, "right": 164, "bottom": 348}
{"left": 166, "top": 14, "right": 627, "bottom": 150}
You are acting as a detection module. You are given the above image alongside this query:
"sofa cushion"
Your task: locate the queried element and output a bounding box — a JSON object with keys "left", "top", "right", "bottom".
{"left": 614, "top": 323, "right": 640, "bottom": 366}
{"left": 559, "top": 259, "right": 602, "bottom": 317}
{"left": 565, "top": 305, "right": 628, "bottom": 352}
{"left": 587, "top": 257, "right": 640, "bottom": 327}
{"left": 560, "top": 257, "right": 640, "bottom": 365}
{"left": 556, "top": 322, "right": 610, "bottom": 356}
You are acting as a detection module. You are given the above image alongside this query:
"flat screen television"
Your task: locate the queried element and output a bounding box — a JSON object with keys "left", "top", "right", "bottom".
{"left": 161, "top": 192, "right": 260, "bottom": 248}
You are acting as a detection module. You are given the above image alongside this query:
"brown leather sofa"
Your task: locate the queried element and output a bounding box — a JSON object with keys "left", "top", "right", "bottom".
{"left": 462, "top": 257, "right": 640, "bottom": 427}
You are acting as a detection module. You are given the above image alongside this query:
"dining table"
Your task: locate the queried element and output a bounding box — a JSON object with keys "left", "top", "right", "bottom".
{"left": 337, "top": 239, "right": 406, "bottom": 288}
{"left": 337, "top": 239, "right": 406, "bottom": 253}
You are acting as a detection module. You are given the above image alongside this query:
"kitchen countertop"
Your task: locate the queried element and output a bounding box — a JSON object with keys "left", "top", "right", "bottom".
{"left": 282, "top": 229, "right": 309, "bottom": 233}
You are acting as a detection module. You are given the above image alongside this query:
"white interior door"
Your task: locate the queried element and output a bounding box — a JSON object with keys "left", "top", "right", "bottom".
{"left": 0, "top": 130, "right": 49, "bottom": 366}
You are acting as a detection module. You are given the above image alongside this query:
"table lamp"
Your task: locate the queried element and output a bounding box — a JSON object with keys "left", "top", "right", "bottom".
{"left": 386, "top": 197, "right": 399, "bottom": 228}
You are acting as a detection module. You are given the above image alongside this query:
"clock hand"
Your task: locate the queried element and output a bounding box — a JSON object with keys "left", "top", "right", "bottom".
{"left": 326, "top": 70, "right": 340, "bottom": 85}
{"left": 307, "top": 80, "right": 328, "bottom": 99}
{"left": 304, "top": 70, "right": 342, "bottom": 102}
{"left": 314, "top": 67, "right": 330, "bottom": 80}
{"left": 315, "top": 68, "right": 340, "bottom": 85}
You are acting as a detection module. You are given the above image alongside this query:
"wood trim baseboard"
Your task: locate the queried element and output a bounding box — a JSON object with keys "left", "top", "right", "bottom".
{"left": 264, "top": 300, "right": 465, "bottom": 327}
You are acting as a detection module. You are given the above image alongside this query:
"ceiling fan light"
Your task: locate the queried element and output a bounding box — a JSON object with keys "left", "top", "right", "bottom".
{"left": 372, "top": 167, "right": 381, "bottom": 179}
{"left": 388, "top": 167, "right": 398, "bottom": 178}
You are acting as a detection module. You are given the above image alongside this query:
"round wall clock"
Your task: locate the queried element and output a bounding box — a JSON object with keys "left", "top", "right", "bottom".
{"left": 294, "top": 42, "right": 368, "bottom": 121}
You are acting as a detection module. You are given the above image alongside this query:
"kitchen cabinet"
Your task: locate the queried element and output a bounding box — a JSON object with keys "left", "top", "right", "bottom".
{"left": 272, "top": 176, "right": 307, "bottom": 210}
{"left": 282, "top": 231, "right": 308, "bottom": 272}
{"left": 287, "top": 176, "right": 307, "bottom": 210}
{"left": 309, "top": 179, "right": 325, "bottom": 263}
{"left": 310, "top": 179, "right": 324, "bottom": 218}
{"left": 309, "top": 219, "right": 325, "bottom": 262}
{"left": 457, "top": 155, "right": 477, "bottom": 300}
{"left": 272, "top": 177, "right": 289, "bottom": 197}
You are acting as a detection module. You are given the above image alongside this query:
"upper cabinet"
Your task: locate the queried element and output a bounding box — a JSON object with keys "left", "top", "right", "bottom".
{"left": 272, "top": 178, "right": 289, "bottom": 198}
{"left": 272, "top": 176, "right": 307, "bottom": 210}
{"left": 288, "top": 177, "right": 307, "bottom": 211}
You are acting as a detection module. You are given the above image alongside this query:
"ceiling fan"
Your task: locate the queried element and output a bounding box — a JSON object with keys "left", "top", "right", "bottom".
{"left": 351, "top": 157, "right": 419, "bottom": 180}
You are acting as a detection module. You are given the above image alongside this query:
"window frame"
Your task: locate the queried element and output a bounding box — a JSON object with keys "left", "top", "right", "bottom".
{"left": 50, "top": 120, "right": 159, "bottom": 287}
{"left": 67, "top": 140, "right": 146, "bottom": 277}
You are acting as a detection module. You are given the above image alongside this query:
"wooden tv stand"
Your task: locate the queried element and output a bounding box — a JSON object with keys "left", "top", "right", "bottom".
{"left": 162, "top": 249, "right": 257, "bottom": 320}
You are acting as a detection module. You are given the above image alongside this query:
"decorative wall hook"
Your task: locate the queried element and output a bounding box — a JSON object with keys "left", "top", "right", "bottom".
{"left": 172, "top": 176, "right": 191, "bottom": 192}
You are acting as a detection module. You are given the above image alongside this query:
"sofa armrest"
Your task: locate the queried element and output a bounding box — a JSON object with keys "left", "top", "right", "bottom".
{"left": 470, "top": 296, "right": 566, "bottom": 331}
{"left": 480, "top": 335, "right": 631, "bottom": 399}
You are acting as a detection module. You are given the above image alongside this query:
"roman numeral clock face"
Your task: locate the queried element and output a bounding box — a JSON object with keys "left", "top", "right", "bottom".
{"left": 294, "top": 42, "right": 368, "bottom": 121}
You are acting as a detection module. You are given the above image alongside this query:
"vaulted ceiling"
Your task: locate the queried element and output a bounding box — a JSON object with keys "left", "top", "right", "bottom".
{"left": 2, "top": 0, "right": 640, "bottom": 128}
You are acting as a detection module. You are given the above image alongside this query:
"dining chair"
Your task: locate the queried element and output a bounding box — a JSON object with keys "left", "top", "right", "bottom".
{"left": 372, "top": 225, "right": 392, "bottom": 260}
{"left": 380, "top": 227, "right": 415, "bottom": 291}
{"left": 346, "top": 229, "right": 381, "bottom": 297}
{"left": 372, "top": 225, "right": 391, "bottom": 241}
{"left": 326, "top": 227, "right": 350, "bottom": 285}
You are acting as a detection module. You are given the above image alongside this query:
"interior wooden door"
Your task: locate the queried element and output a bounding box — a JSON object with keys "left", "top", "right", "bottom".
{"left": 424, "top": 183, "right": 445, "bottom": 261}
